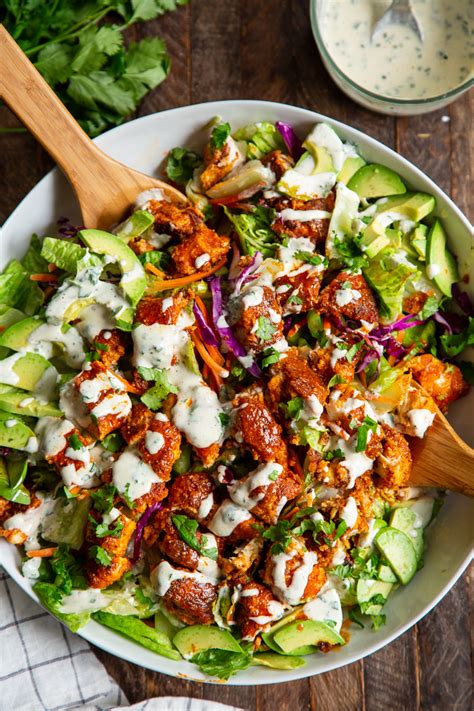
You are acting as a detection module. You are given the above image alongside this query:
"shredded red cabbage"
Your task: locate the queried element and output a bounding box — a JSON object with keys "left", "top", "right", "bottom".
{"left": 432, "top": 311, "right": 453, "bottom": 334}
{"left": 452, "top": 283, "right": 474, "bottom": 316}
{"left": 193, "top": 302, "right": 219, "bottom": 347}
{"left": 209, "top": 276, "right": 261, "bottom": 378}
{"left": 370, "top": 314, "right": 424, "bottom": 338}
{"left": 232, "top": 252, "right": 263, "bottom": 294}
{"left": 57, "top": 216, "right": 83, "bottom": 238}
{"left": 356, "top": 348, "right": 380, "bottom": 380}
{"left": 275, "top": 121, "right": 304, "bottom": 160}
{"left": 132, "top": 501, "right": 163, "bottom": 562}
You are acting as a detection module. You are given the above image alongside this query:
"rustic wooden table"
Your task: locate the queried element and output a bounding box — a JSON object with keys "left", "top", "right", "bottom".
{"left": 1, "top": 2, "right": 472, "bottom": 709}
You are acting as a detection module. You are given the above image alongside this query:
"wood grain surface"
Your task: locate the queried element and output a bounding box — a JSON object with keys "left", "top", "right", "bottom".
{"left": 0, "top": 2, "right": 472, "bottom": 709}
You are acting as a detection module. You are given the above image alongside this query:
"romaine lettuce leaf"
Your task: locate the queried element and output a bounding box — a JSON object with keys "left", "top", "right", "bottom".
{"left": 364, "top": 250, "right": 417, "bottom": 323}
{"left": 40, "top": 237, "right": 86, "bottom": 273}
{"left": 92, "top": 611, "right": 181, "bottom": 660}
{"left": 22, "top": 235, "right": 49, "bottom": 275}
{"left": 0, "top": 260, "right": 44, "bottom": 315}
{"left": 233, "top": 122, "right": 284, "bottom": 159}
{"left": 34, "top": 582, "right": 91, "bottom": 632}
{"left": 0, "top": 458, "right": 30, "bottom": 505}
{"left": 224, "top": 205, "right": 279, "bottom": 257}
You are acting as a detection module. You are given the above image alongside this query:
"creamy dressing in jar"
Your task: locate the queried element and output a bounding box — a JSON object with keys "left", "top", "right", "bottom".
{"left": 319, "top": 0, "right": 473, "bottom": 99}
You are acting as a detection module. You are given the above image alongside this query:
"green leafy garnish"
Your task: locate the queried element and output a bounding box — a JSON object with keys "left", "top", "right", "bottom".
{"left": 294, "top": 251, "right": 327, "bottom": 267}
{"left": 171, "top": 514, "right": 218, "bottom": 560}
{"left": 210, "top": 122, "right": 231, "bottom": 150}
{"left": 50, "top": 545, "right": 87, "bottom": 595}
{"left": 140, "top": 369, "right": 178, "bottom": 409}
{"left": 89, "top": 514, "right": 124, "bottom": 539}
{"left": 93, "top": 611, "right": 180, "bottom": 660}
{"left": 191, "top": 648, "right": 252, "bottom": 680}
{"left": 89, "top": 545, "right": 113, "bottom": 566}
{"left": 166, "top": 147, "right": 202, "bottom": 185}
{"left": 420, "top": 294, "right": 440, "bottom": 319}
{"left": 261, "top": 347, "right": 280, "bottom": 368}
{"left": 328, "top": 374, "right": 347, "bottom": 388}
{"left": 356, "top": 416, "right": 378, "bottom": 452}
{"left": 90, "top": 484, "right": 117, "bottom": 514}
{"left": 102, "top": 432, "right": 124, "bottom": 453}
{"left": 280, "top": 396, "right": 304, "bottom": 421}
{"left": 440, "top": 318, "right": 474, "bottom": 357}
{"left": 0, "top": 458, "right": 30, "bottom": 505}
{"left": 1, "top": 3, "right": 188, "bottom": 137}
{"left": 255, "top": 316, "right": 277, "bottom": 342}
{"left": 219, "top": 412, "right": 230, "bottom": 427}
{"left": 224, "top": 205, "right": 279, "bottom": 257}
{"left": 67, "top": 433, "right": 83, "bottom": 451}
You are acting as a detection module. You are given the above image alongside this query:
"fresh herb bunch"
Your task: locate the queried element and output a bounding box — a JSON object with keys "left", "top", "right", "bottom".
{"left": 1, "top": 0, "right": 189, "bottom": 136}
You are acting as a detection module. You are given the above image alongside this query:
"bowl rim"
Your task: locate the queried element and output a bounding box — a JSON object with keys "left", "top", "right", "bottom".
{"left": 309, "top": 0, "right": 474, "bottom": 106}
{"left": 0, "top": 99, "right": 473, "bottom": 685}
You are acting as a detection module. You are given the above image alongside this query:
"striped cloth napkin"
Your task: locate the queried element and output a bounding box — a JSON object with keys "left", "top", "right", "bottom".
{"left": 0, "top": 570, "right": 242, "bottom": 711}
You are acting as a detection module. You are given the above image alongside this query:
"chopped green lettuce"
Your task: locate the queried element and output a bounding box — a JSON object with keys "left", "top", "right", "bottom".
{"left": 190, "top": 647, "right": 252, "bottom": 679}
{"left": 224, "top": 205, "right": 279, "bottom": 256}
{"left": 233, "top": 122, "right": 284, "bottom": 159}
{"left": 34, "top": 582, "right": 91, "bottom": 632}
{"left": 40, "top": 237, "right": 86, "bottom": 273}
{"left": 92, "top": 611, "right": 181, "bottom": 660}
{"left": 364, "top": 250, "right": 417, "bottom": 322}
{"left": 0, "top": 260, "right": 44, "bottom": 315}
{"left": 0, "top": 458, "right": 30, "bottom": 505}
{"left": 166, "top": 147, "right": 202, "bottom": 185}
{"left": 22, "top": 235, "right": 49, "bottom": 275}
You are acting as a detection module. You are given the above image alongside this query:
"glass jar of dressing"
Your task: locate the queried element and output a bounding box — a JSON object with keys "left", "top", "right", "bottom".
{"left": 311, "top": 0, "right": 473, "bottom": 115}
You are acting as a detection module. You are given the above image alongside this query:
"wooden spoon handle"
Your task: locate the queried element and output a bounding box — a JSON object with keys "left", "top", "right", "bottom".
{"left": 409, "top": 410, "right": 474, "bottom": 497}
{"left": 0, "top": 26, "right": 108, "bottom": 195}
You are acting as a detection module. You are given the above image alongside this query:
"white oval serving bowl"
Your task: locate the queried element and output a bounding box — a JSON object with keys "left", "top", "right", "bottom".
{"left": 0, "top": 100, "right": 473, "bottom": 684}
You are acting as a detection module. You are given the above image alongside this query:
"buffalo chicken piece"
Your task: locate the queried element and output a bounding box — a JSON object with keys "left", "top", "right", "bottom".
{"left": 92, "top": 329, "right": 127, "bottom": 367}
{"left": 261, "top": 150, "right": 294, "bottom": 180}
{"left": 407, "top": 354, "right": 468, "bottom": 412}
{"left": 137, "top": 413, "right": 182, "bottom": 482}
{"left": 201, "top": 136, "right": 243, "bottom": 191}
{"left": 146, "top": 200, "right": 230, "bottom": 276}
{"left": 135, "top": 292, "right": 189, "bottom": 326}
{"left": 275, "top": 266, "right": 323, "bottom": 314}
{"left": 228, "top": 283, "right": 284, "bottom": 354}
{"left": 168, "top": 472, "right": 217, "bottom": 523}
{"left": 263, "top": 537, "right": 326, "bottom": 606}
{"left": 152, "top": 560, "right": 217, "bottom": 625}
{"left": 375, "top": 425, "right": 412, "bottom": 489}
{"left": 74, "top": 362, "right": 132, "bottom": 440}
{"left": 317, "top": 271, "right": 379, "bottom": 324}
{"left": 268, "top": 193, "right": 335, "bottom": 244}
{"left": 232, "top": 388, "right": 288, "bottom": 466}
{"left": 86, "top": 508, "right": 136, "bottom": 589}
{"left": 236, "top": 581, "right": 286, "bottom": 641}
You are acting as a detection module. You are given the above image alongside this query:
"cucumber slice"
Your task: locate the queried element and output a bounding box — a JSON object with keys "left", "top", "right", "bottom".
{"left": 392, "top": 497, "right": 435, "bottom": 528}
{"left": 375, "top": 527, "right": 418, "bottom": 584}
{"left": 273, "top": 620, "right": 344, "bottom": 654}
{"left": 389, "top": 507, "right": 424, "bottom": 560}
{"left": 426, "top": 220, "right": 459, "bottom": 296}
{"left": 347, "top": 163, "right": 406, "bottom": 199}
{"left": 356, "top": 579, "right": 392, "bottom": 615}
{"left": 173, "top": 625, "right": 243, "bottom": 658}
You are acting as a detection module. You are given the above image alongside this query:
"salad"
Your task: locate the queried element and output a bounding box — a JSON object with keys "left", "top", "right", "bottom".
{"left": 0, "top": 117, "right": 472, "bottom": 680}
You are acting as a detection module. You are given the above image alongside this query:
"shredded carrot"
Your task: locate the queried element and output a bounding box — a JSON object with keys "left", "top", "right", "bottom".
{"left": 26, "top": 547, "right": 58, "bottom": 558}
{"left": 193, "top": 295, "right": 225, "bottom": 365}
{"left": 191, "top": 331, "right": 228, "bottom": 379}
{"left": 145, "top": 262, "right": 166, "bottom": 278}
{"left": 30, "top": 273, "right": 58, "bottom": 282}
{"left": 194, "top": 294, "right": 212, "bottom": 325}
{"left": 150, "top": 258, "right": 227, "bottom": 292}
{"left": 108, "top": 370, "right": 143, "bottom": 394}
{"left": 69, "top": 485, "right": 81, "bottom": 496}
{"left": 47, "top": 263, "right": 57, "bottom": 273}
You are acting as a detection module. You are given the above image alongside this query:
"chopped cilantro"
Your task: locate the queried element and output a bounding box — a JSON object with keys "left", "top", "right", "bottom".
{"left": 171, "top": 514, "right": 218, "bottom": 560}
{"left": 89, "top": 514, "right": 124, "bottom": 539}
{"left": 294, "top": 251, "right": 327, "bottom": 267}
{"left": 89, "top": 545, "right": 112, "bottom": 567}
{"left": 140, "top": 369, "right": 178, "bottom": 410}
{"left": 261, "top": 347, "right": 280, "bottom": 368}
{"left": 210, "top": 122, "right": 231, "bottom": 150}
{"left": 166, "top": 146, "right": 201, "bottom": 185}
{"left": 90, "top": 484, "right": 117, "bottom": 514}
{"left": 67, "top": 433, "right": 83, "bottom": 451}
{"left": 255, "top": 316, "right": 277, "bottom": 342}
{"left": 328, "top": 374, "right": 347, "bottom": 388}
{"left": 287, "top": 293, "right": 303, "bottom": 305}
{"left": 346, "top": 340, "right": 364, "bottom": 363}
{"left": 102, "top": 432, "right": 124, "bottom": 453}
{"left": 348, "top": 608, "right": 364, "bottom": 629}
{"left": 219, "top": 412, "right": 230, "bottom": 427}
{"left": 420, "top": 294, "right": 440, "bottom": 319}
{"left": 268, "top": 469, "right": 280, "bottom": 482}
{"left": 280, "top": 396, "right": 304, "bottom": 421}
{"left": 322, "top": 448, "right": 345, "bottom": 461}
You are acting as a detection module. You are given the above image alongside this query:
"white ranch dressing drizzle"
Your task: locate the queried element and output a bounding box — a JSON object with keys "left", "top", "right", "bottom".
{"left": 407, "top": 408, "right": 435, "bottom": 438}
{"left": 208, "top": 499, "right": 252, "bottom": 537}
{"left": 26, "top": 323, "right": 84, "bottom": 368}
{"left": 145, "top": 430, "right": 165, "bottom": 455}
{"left": 90, "top": 392, "right": 131, "bottom": 420}
{"left": 59, "top": 589, "right": 109, "bottom": 614}
{"left": 133, "top": 323, "right": 188, "bottom": 370}
{"left": 0, "top": 352, "right": 23, "bottom": 386}
{"left": 197, "top": 492, "right": 214, "bottom": 520}
{"left": 228, "top": 462, "right": 283, "bottom": 510}
{"left": 278, "top": 208, "right": 332, "bottom": 222}
{"left": 303, "top": 585, "right": 342, "bottom": 632}
{"left": 249, "top": 600, "right": 286, "bottom": 627}
{"left": 340, "top": 496, "right": 358, "bottom": 529}
{"left": 271, "top": 547, "right": 318, "bottom": 605}
{"left": 151, "top": 560, "right": 210, "bottom": 598}
{"left": 76, "top": 303, "right": 115, "bottom": 342}
{"left": 112, "top": 448, "right": 161, "bottom": 500}
{"left": 320, "top": 0, "right": 473, "bottom": 100}
{"left": 335, "top": 288, "right": 361, "bottom": 307}
{"left": 35, "top": 416, "right": 74, "bottom": 457}
{"left": 336, "top": 435, "right": 374, "bottom": 488}
{"left": 4, "top": 493, "right": 56, "bottom": 550}
{"left": 241, "top": 587, "right": 260, "bottom": 598}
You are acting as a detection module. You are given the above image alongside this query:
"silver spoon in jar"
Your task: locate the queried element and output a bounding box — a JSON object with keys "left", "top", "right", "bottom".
{"left": 371, "top": 0, "right": 423, "bottom": 43}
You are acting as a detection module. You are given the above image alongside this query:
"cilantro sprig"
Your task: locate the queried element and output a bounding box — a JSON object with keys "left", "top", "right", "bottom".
{"left": 171, "top": 514, "right": 218, "bottom": 560}
{"left": 1, "top": 2, "right": 189, "bottom": 137}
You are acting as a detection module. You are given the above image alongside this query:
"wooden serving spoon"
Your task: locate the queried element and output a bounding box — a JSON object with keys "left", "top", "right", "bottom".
{"left": 0, "top": 26, "right": 186, "bottom": 230}
{"left": 408, "top": 402, "right": 474, "bottom": 497}
{"left": 1, "top": 30, "right": 473, "bottom": 497}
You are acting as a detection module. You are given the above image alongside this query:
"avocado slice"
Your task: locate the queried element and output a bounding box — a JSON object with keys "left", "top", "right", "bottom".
{"left": 426, "top": 220, "right": 459, "bottom": 297}
{"left": 389, "top": 507, "right": 424, "bottom": 560}
{"left": 393, "top": 497, "right": 436, "bottom": 528}
{"left": 173, "top": 625, "right": 243, "bottom": 658}
{"left": 0, "top": 352, "right": 54, "bottom": 392}
{"left": 273, "top": 619, "right": 344, "bottom": 654}
{"left": 356, "top": 579, "right": 393, "bottom": 615}
{"left": 42, "top": 497, "right": 91, "bottom": 549}
{"left": 375, "top": 527, "right": 418, "bottom": 585}
{"left": 114, "top": 210, "right": 155, "bottom": 243}
{"left": 0, "top": 411, "right": 36, "bottom": 451}
{"left": 0, "top": 390, "right": 61, "bottom": 418}
{"left": 362, "top": 192, "right": 435, "bottom": 248}
{"left": 347, "top": 164, "right": 406, "bottom": 199}
{"left": 253, "top": 652, "right": 306, "bottom": 669}
{"left": 0, "top": 316, "right": 45, "bottom": 351}
{"left": 337, "top": 156, "right": 366, "bottom": 185}
{"left": 378, "top": 563, "right": 398, "bottom": 584}
{"left": 261, "top": 610, "right": 317, "bottom": 655}
{"left": 79, "top": 229, "right": 146, "bottom": 306}
{"left": 0, "top": 305, "right": 26, "bottom": 358}
{"left": 410, "top": 224, "right": 428, "bottom": 260}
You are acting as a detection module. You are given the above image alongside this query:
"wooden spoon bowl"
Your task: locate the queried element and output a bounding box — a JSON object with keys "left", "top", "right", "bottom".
{"left": 0, "top": 26, "right": 186, "bottom": 230}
